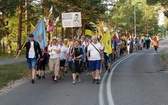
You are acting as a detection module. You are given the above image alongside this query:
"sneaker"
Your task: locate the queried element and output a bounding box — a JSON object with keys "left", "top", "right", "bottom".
{"left": 86, "top": 73, "right": 90, "bottom": 76}
{"left": 92, "top": 79, "right": 95, "bottom": 83}
{"left": 57, "top": 77, "right": 61, "bottom": 80}
{"left": 96, "top": 79, "right": 99, "bottom": 84}
{"left": 31, "top": 79, "right": 35, "bottom": 84}
{"left": 78, "top": 78, "right": 81, "bottom": 83}
{"left": 72, "top": 80, "right": 76, "bottom": 85}
{"left": 54, "top": 78, "right": 57, "bottom": 84}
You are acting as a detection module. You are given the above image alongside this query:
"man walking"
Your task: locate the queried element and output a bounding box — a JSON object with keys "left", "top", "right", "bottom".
{"left": 48, "top": 37, "right": 61, "bottom": 84}
{"left": 24, "top": 34, "right": 42, "bottom": 84}
{"left": 87, "top": 36, "right": 104, "bottom": 84}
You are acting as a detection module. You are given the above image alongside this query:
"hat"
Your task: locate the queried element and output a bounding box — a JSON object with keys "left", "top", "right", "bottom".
{"left": 29, "top": 34, "right": 34, "bottom": 37}
{"left": 53, "top": 36, "right": 57, "bottom": 40}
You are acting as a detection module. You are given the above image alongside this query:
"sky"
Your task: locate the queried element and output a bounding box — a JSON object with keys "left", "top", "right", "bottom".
{"left": 158, "top": 8, "right": 165, "bottom": 25}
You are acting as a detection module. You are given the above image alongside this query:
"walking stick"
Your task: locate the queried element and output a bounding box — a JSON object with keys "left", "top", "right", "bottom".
{"left": 15, "top": 41, "right": 27, "bottom": 60}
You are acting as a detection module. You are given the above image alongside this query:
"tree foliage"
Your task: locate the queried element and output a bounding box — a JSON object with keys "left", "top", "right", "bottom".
{"left": 146, "top": 0, "right": 168, "bottom": 17}
{"left": 106, "top": 0, "right": 159, "bottom": 36}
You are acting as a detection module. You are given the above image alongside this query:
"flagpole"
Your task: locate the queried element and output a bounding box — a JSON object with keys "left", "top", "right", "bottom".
{"left": 15, "top": 17, "right": 43, "bottom": 60}
{"left": 14, "top": 41, "right": 26, "bottom": 60}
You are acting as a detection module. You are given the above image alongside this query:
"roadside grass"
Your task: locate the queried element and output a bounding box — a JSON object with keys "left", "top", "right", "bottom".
{"left": 161, "top": 49, "right": 168, "bottom": 67}
{"left": 0, "top": 62, "right": 29, "bottom": 88}
{"left": 0, "top": 53, "right": 25, "bottom": 60}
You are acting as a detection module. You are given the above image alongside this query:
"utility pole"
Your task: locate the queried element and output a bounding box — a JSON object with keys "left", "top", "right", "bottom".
{"left": 17, "top": 0, "right": 23, "bottom": 50}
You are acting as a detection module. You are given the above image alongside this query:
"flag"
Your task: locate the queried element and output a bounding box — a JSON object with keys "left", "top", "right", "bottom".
{"left": 84, "top": 24, "right": 95, "bottom": 36}
{"left": 54, "top": 16, "right": 60, "bottom": 26}
{"left": 32, "top": 18, "right": 47, "bottom": 50}
{"left": 43, "top": 17, "right": 47, "bottom": 22}
{"left": 56, "top": 16, "right": 59, "bottom": 22}
{"left": 114, "top": 26, "right": 120, "bottom": 43}
{"left": 113, "top": 32, "right": 120, "bottom": 43}
{"left": 49, "top": 6, "right": 53, "bottom": 15}
{"left": 30, "top": 22, "right": 35, "bottom": 33}
{"left": 101, "top": 31, "right": 112, "bottom": 56}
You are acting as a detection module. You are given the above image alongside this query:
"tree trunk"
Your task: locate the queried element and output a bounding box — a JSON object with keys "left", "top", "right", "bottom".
{"left": 17, "top": 0, "right": 23, "bottom": 50}
{"left": 25, "top": 0, "right": 28, "bottom": 36}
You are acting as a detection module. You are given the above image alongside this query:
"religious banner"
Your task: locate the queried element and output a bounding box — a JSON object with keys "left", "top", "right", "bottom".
{"left": 62, "top": 12, "right": 82, "bottom": 28}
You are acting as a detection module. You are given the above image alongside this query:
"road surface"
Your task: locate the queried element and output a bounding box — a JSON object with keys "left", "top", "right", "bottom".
{"left": 0, "top": 40, "right": 167, "bottom": 105}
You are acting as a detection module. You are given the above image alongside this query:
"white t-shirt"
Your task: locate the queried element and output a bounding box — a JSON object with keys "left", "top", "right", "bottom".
{"left": 28, "top": 41, "right": 35, "bottom": 58}
{"left": 87, "top": 42, "right": 103, "bottom": 61}
{"left": 48, "top": 44, "right": 61, "bottom": 59}
{"left": 67, "top": 45, "right": 73, "bottom": 61}
{"left": 60, "top": 45, "right": 68, "bottom": 60}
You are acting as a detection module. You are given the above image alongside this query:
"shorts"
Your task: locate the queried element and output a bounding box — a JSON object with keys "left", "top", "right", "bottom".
{"left": 68, "top": 61, "right": 73, "bottom": 70}
{"left": 104, "top": 53, "right": 112, "bottom": 63}
{"left": 88, "top": 60, "right": 101, "bottom": 71}
{"left": 154, "top": 46, "right": 158, "bottom": 51}
{"left": 60, "top": 59, "right": 66, "bottom": 67}
{"left": 27, "top": 58, "right": 37, "bottom": 69}
{"left": 71, "top": 60, "right": 82, "bottom": 73}
{"left": 37, "top": 61, "right": 47, "bottom": 71}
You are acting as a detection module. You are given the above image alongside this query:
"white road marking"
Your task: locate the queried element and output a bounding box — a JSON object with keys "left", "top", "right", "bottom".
{"left": 99, "top": 55, "right": 133, "bottom": 105}
{"left": 107, "top": 54, "right": 134, "bottom": 105}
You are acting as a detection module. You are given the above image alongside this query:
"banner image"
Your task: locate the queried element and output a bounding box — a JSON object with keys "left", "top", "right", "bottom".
{"left": 62, "top": 12, "right": 82, "bottom": 28}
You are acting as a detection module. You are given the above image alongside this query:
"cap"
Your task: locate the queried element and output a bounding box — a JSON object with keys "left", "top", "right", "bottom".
{"left": 29, "top": 34, "right": 34, "bottom": 37}
{"left": 53, "top": 36, "right": 57, "bottom": 40}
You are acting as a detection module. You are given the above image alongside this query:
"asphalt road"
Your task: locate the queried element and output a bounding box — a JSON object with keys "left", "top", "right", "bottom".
{"left": 110, "top": 40, "right": 168, "bottom": 105}
{"left": 0, "top": 40, "right": 168, "bottom": 105}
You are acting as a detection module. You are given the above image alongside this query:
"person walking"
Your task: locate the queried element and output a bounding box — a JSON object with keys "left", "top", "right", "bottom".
{"left": 71, "top": 40, "right": 83, "bottom": 84}
{"left": 87, "top": 36, "right": 104, "bottom": 84}
{"left": 37, "top": 47, "right": 49, "bottom": 79}
{"left": 126, "top": 38, "right": 131, "bottom": 54}
{"left": 152, "top": 36, "right": 159, "bottom": 54}
{"left": 48, "top": 37, "right": 61, "bottom": 84}
{"left": 23, "top": 34, "right": 42, "bottom": 84}
{"left": 58, "top": 38, "right": 68, "bottom": 79}
{"left": 146, "top": 36, "right": 151, "bottom": 49}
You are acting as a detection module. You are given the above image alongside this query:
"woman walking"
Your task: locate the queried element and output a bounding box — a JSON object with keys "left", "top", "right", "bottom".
{"left": 153, "top": 36, "right": 159, "bottom": 54}
{"left": 71, "top": 40, "right": 83, "bottom": 85}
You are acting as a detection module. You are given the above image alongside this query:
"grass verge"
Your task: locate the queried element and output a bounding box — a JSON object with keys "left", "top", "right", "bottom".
{"left": 0, "top": 62, "right": 29, "bottom": 88}
{"left": 0, "top": 53, "right": 25, "bottom": 60}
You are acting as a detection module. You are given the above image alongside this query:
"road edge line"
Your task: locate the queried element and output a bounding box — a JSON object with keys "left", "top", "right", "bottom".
{"left": 107, "top": 54, "right": 134, "bottom": 105}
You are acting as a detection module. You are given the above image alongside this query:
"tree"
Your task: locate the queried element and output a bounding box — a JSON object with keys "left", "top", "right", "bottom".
{"left": 105, "top": 0, "right": 159, "bottom": 37}
{"left": 146, "top": 0, "right": 168, "bottom": 17}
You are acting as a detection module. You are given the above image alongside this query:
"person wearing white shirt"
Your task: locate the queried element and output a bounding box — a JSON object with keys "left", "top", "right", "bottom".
{"left": 87, "top": 36, "right": 104, "bottom": 84}
{"left": 23, "top": 34, "right": 42, "bottom": 84}
{"left": 48, "top": 37, "right": 61, "bottom": 84}
{"left": 58, "top": 39, "right": 68, "bottom": 79}
{"left": 127, "top": 38, "right": 131, "bottom": 54}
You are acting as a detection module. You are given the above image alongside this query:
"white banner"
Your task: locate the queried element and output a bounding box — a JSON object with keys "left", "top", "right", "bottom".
{"left": 62, "top": 12, "right": 82, "bottom": 28}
